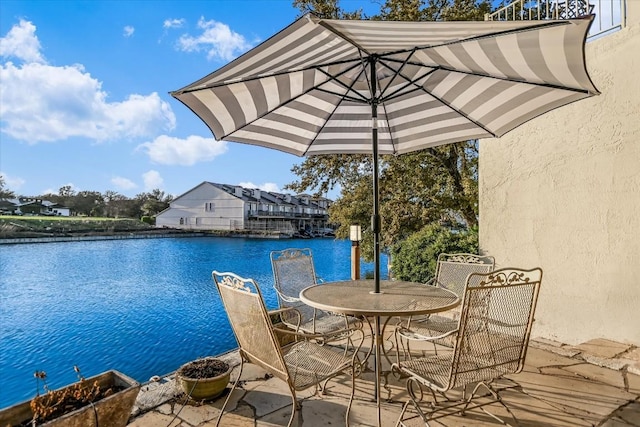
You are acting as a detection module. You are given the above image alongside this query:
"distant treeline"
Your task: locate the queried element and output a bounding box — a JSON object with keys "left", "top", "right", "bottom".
{"left": 1, "top": 179, "right": 173, "bottom": 219}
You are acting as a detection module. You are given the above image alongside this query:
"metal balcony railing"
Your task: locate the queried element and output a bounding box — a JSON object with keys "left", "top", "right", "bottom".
{"left": 486, "top": 0, "right": 625, "bottom": 40}
{"left": 247, "top": 210, "right": 328, "bottom": 220}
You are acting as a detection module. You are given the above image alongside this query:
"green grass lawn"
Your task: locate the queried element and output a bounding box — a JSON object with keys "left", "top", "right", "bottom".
{"left": 0, "top": 215, "right": 153, "bottom": 236}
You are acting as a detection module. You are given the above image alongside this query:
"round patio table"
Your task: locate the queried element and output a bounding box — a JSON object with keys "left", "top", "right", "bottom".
{"left": 300, "top": 279, "right": 459, "bottom": 427}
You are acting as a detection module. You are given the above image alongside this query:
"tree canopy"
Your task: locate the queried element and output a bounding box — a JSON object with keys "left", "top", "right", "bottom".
{"left": 0, "top": 175, "right": 16, "bottom": 199}
{"left": 287, "top": 0, "right": 488, "bottom": 260}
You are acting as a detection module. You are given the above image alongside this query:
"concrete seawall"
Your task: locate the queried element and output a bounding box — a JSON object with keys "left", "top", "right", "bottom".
{"left": 0, "top": 231, "right": 294, "bottom": 245}
{"left": 0, "top": 232, "right": 208, "bottom": 245}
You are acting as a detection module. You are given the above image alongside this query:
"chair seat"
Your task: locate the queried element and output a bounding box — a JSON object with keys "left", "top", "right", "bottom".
{"left": 283, "top": 340, "right": 355, "bottom": 390}
{"left": 400, "top": 315, "right": 458, "bottom": 341}
{"left": 394, "top": 354, "right": 452, "bottom": 390}
{"left": 396, "top": 348, "right": 522, "bottom": 393}
{"left": 285, "top": 312, "right": 359, "bottom": 336}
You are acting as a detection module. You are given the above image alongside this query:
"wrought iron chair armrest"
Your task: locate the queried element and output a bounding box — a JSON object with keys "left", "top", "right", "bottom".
{"left": 268, "top": 306, "right": 298, "bottom": 316}
{"left": 395, "top": 324, "right": 459, "bottom": 342}
{"left": 273, "top": 326, "right": 341, "bottom": 340}
{"left": 269, "top": 306, "right": 302, "bottom": 329}
{"left": 273, "top": 288, "right": 300, "bottom": 304}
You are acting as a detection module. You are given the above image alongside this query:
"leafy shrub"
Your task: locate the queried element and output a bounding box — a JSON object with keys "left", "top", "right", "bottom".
{"left": 390, "top": 224, "right": 478, "bottom": 283}
{"left": 141, "top": 216, "right": 155, "bottom": 225}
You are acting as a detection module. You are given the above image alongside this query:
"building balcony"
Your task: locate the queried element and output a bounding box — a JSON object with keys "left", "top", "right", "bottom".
{"left": 486, "top": 0, "right": 625, "bottom": 40}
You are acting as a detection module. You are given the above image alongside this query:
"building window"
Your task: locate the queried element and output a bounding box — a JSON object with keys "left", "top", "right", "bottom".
{"left": 179, "top": 217, "right": 184, "bottom": 225}
{"left": 205, "top": 202, "right": 215, "bottom": 212}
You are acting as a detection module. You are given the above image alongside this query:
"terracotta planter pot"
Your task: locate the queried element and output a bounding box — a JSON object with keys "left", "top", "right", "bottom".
{"left": 0, "top": 370, "right": 140, "bottom": 427}
{"left": 176, "top": 358, "right": 232, "bottom": 401}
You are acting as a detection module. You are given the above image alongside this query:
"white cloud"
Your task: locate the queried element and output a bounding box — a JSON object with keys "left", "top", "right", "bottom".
{"left": 111, "top": 176, "right": 137, "bottom": 191}
{"left": 137, "top": 135, "right": 227, "bottom": 166}
{"left": 123, "top": 26, "right": 135, "bottom": 37}
{"left": 239, "top": 182, "right": 281, "bottom": 192}
{"left": 177, "top": 17, "right": 252, "bottom": 61}
{"left": 142, "top": 170, "right": 163, "bottom": 191}
{"left": 0, "top": 19, "right": 44, "bottom": 63}
{"left": 0, "top": 20, "right": 176, "bottom": 144}
{"left": 163, "top": 18, "right": 185, "bottom": 29}
{"left": 0, "top": 171, "right": 25, "bottom": 191}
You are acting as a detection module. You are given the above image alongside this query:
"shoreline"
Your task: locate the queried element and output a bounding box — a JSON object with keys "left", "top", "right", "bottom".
{"left": 0, "top": 230, "right": 300, "bottom": 245}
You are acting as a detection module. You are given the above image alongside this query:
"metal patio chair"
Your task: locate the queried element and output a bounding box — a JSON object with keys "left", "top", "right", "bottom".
{"left": 395, "top": 253, "right": 495, "bottom": 358}
{"left": 392, "top": 267, "right": 543, "bottom": 427}
{"left": 270, "top": 248, "right": 361, "bottom": 338}
{"left": 212, "top": 271, "right": 364, "bottom": 427}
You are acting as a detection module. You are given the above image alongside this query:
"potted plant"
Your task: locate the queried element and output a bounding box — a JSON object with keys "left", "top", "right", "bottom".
{"left": 0, "top": 367, "right": 140, "bottom": 427}
{"left": 176, "top": 357, "right": 232, "bottom": 401}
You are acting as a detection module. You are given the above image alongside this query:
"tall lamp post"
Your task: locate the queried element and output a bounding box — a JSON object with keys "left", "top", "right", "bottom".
{"left": 350, "top": 225, "right": 362, "bottom": 280}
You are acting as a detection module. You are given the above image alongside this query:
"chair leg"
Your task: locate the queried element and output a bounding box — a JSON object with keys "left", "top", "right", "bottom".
{"left": 215, "top": 360, "right": 244, "bottom": 427}
{"left": 345, "top": 366, "right": 357, "bottom": 427}
{"left": 288, "top": 389, "right": 298, "bottom": 427}
{"left": 461, "top": 381, "right": 520, "bottom": 426}
{"left": 460, "top": 381, "right": 520, "bottom": 426}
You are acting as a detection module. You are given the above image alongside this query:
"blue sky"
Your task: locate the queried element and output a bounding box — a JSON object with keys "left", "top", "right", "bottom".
{"left": 0, "top": 1, "right": 379, "bottom": 200}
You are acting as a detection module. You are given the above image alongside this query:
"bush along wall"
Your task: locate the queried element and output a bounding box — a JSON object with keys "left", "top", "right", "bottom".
{"left": 390, "top": 224, "right": 478, "bottom": 283}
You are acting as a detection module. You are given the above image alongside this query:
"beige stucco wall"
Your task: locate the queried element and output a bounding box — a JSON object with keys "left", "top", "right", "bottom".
{"left": 479, "top": 5, "right": 640, "bottom": 346}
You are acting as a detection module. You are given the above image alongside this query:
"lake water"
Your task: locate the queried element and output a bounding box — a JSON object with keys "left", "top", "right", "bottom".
{"left": 0, "top": 236, "right": 387, "bottom": 409}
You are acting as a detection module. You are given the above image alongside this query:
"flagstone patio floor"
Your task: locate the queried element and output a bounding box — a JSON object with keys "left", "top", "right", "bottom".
{"left": 128, "top": 332, "right": 640, "bottom": 427}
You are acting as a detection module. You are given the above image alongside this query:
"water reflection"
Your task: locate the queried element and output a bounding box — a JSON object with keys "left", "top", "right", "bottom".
{"left": 0, "top": 237, "right": 387, "bottom": 408}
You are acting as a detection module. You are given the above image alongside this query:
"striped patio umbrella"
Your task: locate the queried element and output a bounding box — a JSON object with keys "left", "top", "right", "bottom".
{"left": 171, "top": 14, "right": 599, "bottom": 294}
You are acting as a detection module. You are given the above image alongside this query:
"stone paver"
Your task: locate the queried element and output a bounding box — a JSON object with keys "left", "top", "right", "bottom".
{"left": 570, "top": 339, "right": 632, "bottom": 359}
{"left": 517, "top": 367, "right": 634, "bottom": 421}
{"left": 602, "top": 399, "right": 640, "bottom": 427}
{"left": 127, "top": 337, "right": 640, "bottom": 426}
{"left": 564, "top": 360, "right": 627, "bottom": 389}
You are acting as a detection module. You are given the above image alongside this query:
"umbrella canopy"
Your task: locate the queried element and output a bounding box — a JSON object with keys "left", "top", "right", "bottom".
{"left": 171, "top": 14, "right": 598, "bottom": 293}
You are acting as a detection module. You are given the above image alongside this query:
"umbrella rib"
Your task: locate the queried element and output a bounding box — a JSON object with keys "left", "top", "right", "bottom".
{"left": 316, "top": 62, "right": 371, "bottom": 103}
{"left": 216, "top": 73, "right": 357, "bottom": 141}
{"left": 377, "top": 60, "right": 498, "bottom": 138}
{"left": 173, "top": 18, "right": 587, "bottom": 96}
{"left": 314, "top": 87, "right": 368, "bottom": 104}
{"left": 316, "top": 19, "right": 370, "bottom": 55}
{"left": 302, "top": 65, "right": 367, "bottom": 156}
{"left": 172, "top": 56, "right": 366, "bottom": 95}
{"left": 373, "top": 18, "right": 579, "bottom": 60}
{"left": 419, "top": 86, "right": 498, "bottom": 138}
{"left": 376, "top": 61, "right": 438, "bottom": 101}
{"left": 381, "top": 57, "right": 594, "bottom": 95}
{"left": 378, "top": 48, "right": 418, "bottom": 99}
{"left": 377, "top": 100, "right": 398, "bottom": 154}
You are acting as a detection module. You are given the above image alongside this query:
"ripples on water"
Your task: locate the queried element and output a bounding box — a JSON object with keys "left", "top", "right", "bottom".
{"left": 0, "top": 236, "right": 388, "bottom": 408}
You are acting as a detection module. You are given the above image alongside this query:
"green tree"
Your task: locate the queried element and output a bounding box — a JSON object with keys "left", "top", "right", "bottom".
{"left": 58, "top": 185, "right": 76, "bottom": 198}
{"left": 0, "top": 175, "right": 16, "bottom": 199}
{"left": 287, "top": 0, "right": 487, "bottom": 261}
{"left": 391, "top": 223, "right": 478, "bottom": 282}
{"left": 103, "top": 190, "right": 129, "bottom": 218}
{"left": 72, "top": 191, "right": 105, "bottom": 217}
{"left": 293, "top": 0, "right": 364, "bottom": 18}
{"left": 134, "top": 189, "right": 173, "bottom": 218}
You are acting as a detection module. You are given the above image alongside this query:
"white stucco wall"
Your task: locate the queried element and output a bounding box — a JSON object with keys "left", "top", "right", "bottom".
{"left": 479, "top": 5, "right": 640, "bottom": 346}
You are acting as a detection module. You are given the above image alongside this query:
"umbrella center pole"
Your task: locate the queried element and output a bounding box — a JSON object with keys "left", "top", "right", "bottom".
{"left": 370, "top": 56, "right": 382, "bottom": 295}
